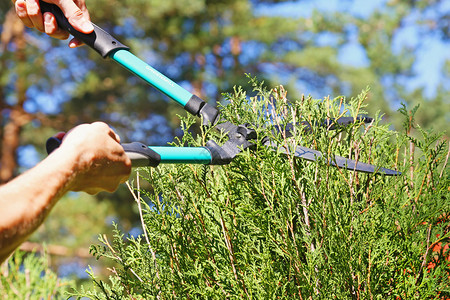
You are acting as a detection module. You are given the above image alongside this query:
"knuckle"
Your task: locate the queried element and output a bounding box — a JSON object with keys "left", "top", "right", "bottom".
{"left": 68, "top": 9, "right": 84, "bottom": 21}
{"left": 91, "top": 122, "right": 110, "bottom": 132}
{"left": 92, "top": 121, "right": 108, "bottom": 127}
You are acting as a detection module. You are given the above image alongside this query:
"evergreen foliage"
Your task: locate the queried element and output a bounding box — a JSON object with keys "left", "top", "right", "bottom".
{"left": 73, "top": 80, "right": 449, "bottom": 299}
{"left": 0, "top": 250, "right": 75, "bottom": 299}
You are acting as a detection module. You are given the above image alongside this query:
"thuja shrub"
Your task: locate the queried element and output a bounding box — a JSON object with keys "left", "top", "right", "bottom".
{"left": 76, "top": 79, "right": 449, "bottom": 299}
{"left": 0, "top": 251, "right": 75, "bottom": 299}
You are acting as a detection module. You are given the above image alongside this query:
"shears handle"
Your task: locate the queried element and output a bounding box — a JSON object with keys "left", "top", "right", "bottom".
{"left": 46, "top": 134, "right": 238, "bottom": 167}
{"left": 38, "top": 1, "right": 219, "bottom": 124}
{"left": 46, "top": 136, "right": 161, "bottom": 168}
{"left": 38, "top": 1, "right": 128, "bottom": 57}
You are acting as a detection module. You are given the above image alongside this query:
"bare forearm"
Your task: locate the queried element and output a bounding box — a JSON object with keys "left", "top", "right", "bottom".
{"left": 0, "top": 122, "right": 130, "bottom": 263}
{"left": 0, "top": 149, "right": 75, "bottom": 262}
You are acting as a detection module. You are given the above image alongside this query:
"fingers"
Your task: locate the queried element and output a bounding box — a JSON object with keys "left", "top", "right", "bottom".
{"left": 15, "top": 0, "right": 33, "bottom": 28}
{"left": 14, "top": 0, "right": 94, "bottom": 44}
{"left": 91, "top": 122, "right": 121, "bottom": 143}
{"left": 68, "top": 37, "right": 82, "bottom": 48}
{"left": 83, "top": 176, "right": 126, "bottom": 195}
{"left": 43, "top": 12, "right": 70, "bottom": 39}
{"left": 25, "top": 0, "right": 44, "bottom": 32}
{"left": 45, "top": 0, "right": 93, "bottom": 33}
{"left": 89, "top": 122, "right": 123, "bottom": 146}
{"left": 74, "top": 0, "right": 90, "bottom": 19}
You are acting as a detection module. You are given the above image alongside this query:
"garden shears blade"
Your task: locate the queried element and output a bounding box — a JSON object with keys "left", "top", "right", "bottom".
{"left": 265, "top": 141, "right": 400, "bottom": 175}
{"left": 40, "top": 1, "right": 400, "bottom": 176}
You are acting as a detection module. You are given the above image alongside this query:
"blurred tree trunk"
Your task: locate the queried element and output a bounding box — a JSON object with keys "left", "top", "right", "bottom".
{"left": 0, "top": 9, "right": 29, "bottom": 183}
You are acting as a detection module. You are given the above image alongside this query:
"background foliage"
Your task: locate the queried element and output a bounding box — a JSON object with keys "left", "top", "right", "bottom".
{"left": 0, "top": 250, "right": 75, "bottom": 299}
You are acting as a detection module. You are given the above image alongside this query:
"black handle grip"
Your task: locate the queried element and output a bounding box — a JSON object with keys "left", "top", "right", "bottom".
{"left": 122, "top": 142, "right": 161, "bottom": 168}
{"left": 46, "top": 136, "right": 63, "bottom": 154}
{"left": 39, "top": 0, "right": 129, "bottom": 57}
{"left": 46, "top": 136, "right": 160, "bottom": 168}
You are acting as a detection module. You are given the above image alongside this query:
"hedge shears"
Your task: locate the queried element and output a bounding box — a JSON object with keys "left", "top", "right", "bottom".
{"left": 41, "top": 1, "right": 400, "bottom": 176}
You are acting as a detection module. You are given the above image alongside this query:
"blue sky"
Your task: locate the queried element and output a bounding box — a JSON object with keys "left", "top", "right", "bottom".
{"left": 255, "top": 0, "right": 386, "bottom": 18}
{"left": 255, "top": 0, "right": 450, "bottom": 98}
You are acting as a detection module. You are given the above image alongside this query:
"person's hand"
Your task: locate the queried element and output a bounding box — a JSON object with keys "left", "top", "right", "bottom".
{"left": 14, "top": 0, "right": 94, "bottom": 47}
{"left": 56, "top": 122, "right": 132, "bottom": 194}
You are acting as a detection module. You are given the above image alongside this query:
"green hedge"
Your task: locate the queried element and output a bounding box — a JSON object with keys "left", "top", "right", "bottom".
{"left": 4, "top": 78, "right": 448, "bottom": 299}
{"left": 77, "top": 79, "right": 448, "bottom": 299}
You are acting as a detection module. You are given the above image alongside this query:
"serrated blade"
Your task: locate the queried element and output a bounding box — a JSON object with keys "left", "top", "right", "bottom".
{"left": 264, "top": 140, "right": 400, "bottom": 176}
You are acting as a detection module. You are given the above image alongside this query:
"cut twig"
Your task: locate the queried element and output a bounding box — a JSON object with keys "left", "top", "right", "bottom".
{"left": 126, "top": 171, "right": 160, "bottom": 280}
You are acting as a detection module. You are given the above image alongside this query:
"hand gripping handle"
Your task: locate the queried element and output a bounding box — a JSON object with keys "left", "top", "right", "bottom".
{"left": 38, "top": 0, "right": 129, "bottom": 57}
{"left": 46, "top": 136, "right": 161, "bottom": 168}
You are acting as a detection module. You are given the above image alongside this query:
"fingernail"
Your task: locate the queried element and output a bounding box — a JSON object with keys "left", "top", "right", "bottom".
{"left": 44, "top": 13, "right": 52, "bottom": 24}
{"left": 81, "top": 20, "right": 94, "bottom": 32}
{"left": 16, "top": 1, "right": 26, "bottom": 9}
